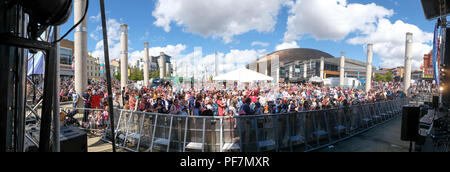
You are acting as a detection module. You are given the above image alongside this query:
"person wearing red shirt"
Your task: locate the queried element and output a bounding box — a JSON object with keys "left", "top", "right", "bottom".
{"left": 216, "top": 95, "right": 226, "bottom": 117}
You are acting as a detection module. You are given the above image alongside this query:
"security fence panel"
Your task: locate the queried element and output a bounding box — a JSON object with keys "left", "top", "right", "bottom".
{"left": 150, "top": 115, "right": 174, "bottom": 152}
{"left": 276, "top": 113, "right": 290, "bottom": 151}
{"left": 236, "top": 116, "right": 257, "bottom": 152}
{"left": 184, "top": 117, "right": 206, "bottom": 152}
{"left": 332, "top": 108, "right": 349, "bottom": 139}
{"left": 221, "top": 116, "right": 240, "bottom": 152}
{"left": 255, "top": 115, "right": 277, "bottom": 152}
{"left": 360, "top": 104, "right": 373, "bottom": 129}
{"left": 375, "top": 102, "right": 387, "bottom": 121}
{"left": 310, "top": 110, "right": 331, "bottom": 147}
{"left": 288, "top": 112, "right": 306, "bottom": 152}
{"left": 368, "top": 103, "right": 382, "bottom": 124}
{"left": 204, "top": 117, "right": 221, "bottom": 152}
{"left": 169, "top": 115, "right": 188, "bottom": 152}
{"left": 303, "top": 111, "right": 315, "bottom": 150}
{"left": 138, "top": 113, "right": 156, "bottom": 152}
{"left": 349, "top": 105, "right": 363, "bottom": 133}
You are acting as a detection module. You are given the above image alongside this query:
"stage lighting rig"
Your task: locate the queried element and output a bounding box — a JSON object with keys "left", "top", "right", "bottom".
{"left": 420, "top": 0, "right": 450, "bottom": 108}
{"left": 421, "top": 0, "right": 450, "bottom": 20}
{"left": 2, "top": 0, "right": 74, "bottom": 40}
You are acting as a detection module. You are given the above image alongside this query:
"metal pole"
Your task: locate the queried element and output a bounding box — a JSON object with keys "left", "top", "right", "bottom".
{"left": 74, "top": 0, "right": 88, "bottom": 109}
{"left": 40, "top": 46, "right": 57, "bottom": 152}
{"left": 52, "top": 26, "right": 61, "bottom": 152}
{"left": 100, "top": 0, "right": 117, "bottom": 152}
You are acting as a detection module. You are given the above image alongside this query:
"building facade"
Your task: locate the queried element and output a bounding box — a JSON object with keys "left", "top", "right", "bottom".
{"left": 60, "top": 39, "right": 75, "bottom": 78}
{"left": 248, "top": 48, "right": 374, "bottom": 83}
{"left": 87, "top": 52, "right": 101, "bottom": 80}
{"left": 423, "top": 49, "right": 440, "bottom": 80}
{"left": 151, "top": 52, "right": 173, "bottom": 78}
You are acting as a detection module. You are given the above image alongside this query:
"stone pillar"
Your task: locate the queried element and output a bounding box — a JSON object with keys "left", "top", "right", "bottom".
{"left": 303, "top": 63, "right": 307, "bottom": 78}
{"left": 143, "top": 42, "right": 150, "bottom": 87}
{"left": 74, "top": 0, "right": 88, "bottom": 108}
{"left": 159, "top": 52, "right": 166, "bottom": 78}
{"left": 366, "top": 44, "right": 373, "bottom": 93}
{"left": 340, "top": 52, "right": 346, "bottom": 88}
{"left": 404, "top": 33, "right": 413, "bottom": 95}
{"left": 289, "top": 65, "right": 294, "bottom": 79}
{"left": 320, "top": 57, "right": 325, "bottom": 79}
{"left": 120, "top": 24, "right": 128, "bottom": 90}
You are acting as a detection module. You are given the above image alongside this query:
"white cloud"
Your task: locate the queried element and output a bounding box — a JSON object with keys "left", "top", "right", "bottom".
{"left": 152, "top": 0, "right": 288, "bottom": 43}
{"left": 89, "top": 13, "right": 101, "bottom": 23}
{"left": 347, "top": 19, "right": 433, "bottom": 69}
{"left": 284, "top": 0, "right": 393, "bottom": 41}
{"left": 275, "top": 41, "right": 299, "bottom": 51}
{"left": 91, "top": 18, "right": 123, "bottom": 62}
{"left": 251, "top": 41, "right": 270, "bottom": 47}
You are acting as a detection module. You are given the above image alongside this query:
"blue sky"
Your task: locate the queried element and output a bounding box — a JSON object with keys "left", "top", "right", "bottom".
{"left": 60, "top": 0, "right": 437, "bottom": 75}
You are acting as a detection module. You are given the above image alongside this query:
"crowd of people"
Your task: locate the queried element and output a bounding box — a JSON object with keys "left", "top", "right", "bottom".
{"left": 108, "top": 80, "right": 436, "bottom": 116}
{"left": 56, "top": 76, "right": 438, "bottom": 132}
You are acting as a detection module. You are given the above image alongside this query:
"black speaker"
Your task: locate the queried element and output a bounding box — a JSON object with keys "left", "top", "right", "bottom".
{"left": 57, "top": 127, "right": 87, "bottom": 152}
{"left": 433, "top": 96, "right": 439, "bottom": 108}
{"left": 401, "top": 105, "right": 421, "bottom": 141}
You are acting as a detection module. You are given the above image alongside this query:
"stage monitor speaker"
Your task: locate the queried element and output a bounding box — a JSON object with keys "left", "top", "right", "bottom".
{"left": 401, "top": 105, "right": 421, "bottom": 141}
{"left": 433, "top": 96, "right": 439, "bottom": 108}
{"left": 56, "top": 127, "right": 87, "bottom": 152}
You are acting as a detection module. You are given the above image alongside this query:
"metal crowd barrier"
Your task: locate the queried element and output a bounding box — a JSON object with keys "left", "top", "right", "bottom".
{"left": 62, "top": 98, "right": 409, "bottom": 152}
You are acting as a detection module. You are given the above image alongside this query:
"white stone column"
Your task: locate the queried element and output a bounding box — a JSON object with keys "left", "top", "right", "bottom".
{"left": 303, "top": 63, "right": 307, "bottom": 78}
{"left": 74, "top": 0, "right": 88, "bottom": 108}
{"left": 289, "top": 65, "right": 294, "bottom": 79}
{"left": 340, "top": 52, "right": 346, "bottom": 88}
{"left": 159, "top": 52, "right": 166, "bottom": 78}
{"left": 366, "top": 44, "right": 373, "bottom": 93}
{"left": 320, "top": 57, "right": 325, "bottom": 79}
{"left": 120, "top": 24, "right": 128, "bottom": 90}
{"left": 143, "top": 42, "right": 150, "bottom": 87}
{"left": 404, "top": 33, "right": 413, "bottom": 95}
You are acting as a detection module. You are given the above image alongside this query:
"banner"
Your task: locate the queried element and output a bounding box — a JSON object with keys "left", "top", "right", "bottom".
{"left": 433, "top": 23, "right": 439, "bottom": 88}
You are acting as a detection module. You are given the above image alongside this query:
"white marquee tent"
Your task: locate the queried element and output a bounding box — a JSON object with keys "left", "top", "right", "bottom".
{"left": 213, "top": 68, "right": 273, "bottom": 83}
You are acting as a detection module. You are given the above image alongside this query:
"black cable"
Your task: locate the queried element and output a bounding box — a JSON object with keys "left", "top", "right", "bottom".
{"left": 53, "top": 0, "right": 89, "bottom": 43}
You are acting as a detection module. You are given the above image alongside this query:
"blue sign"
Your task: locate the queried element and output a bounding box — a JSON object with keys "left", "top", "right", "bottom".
{"left": 432, "top": 23, "right": 440, "bottom": 89}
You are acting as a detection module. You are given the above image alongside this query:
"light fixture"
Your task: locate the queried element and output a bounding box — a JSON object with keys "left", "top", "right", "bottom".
{"left": 14, "top": 0, "right": 74, "bottom": 40}
{"left": 18, "top": 0, "right": 73, "bottom": 26}
{"left": 420, "top": 0, "right": 450, "bottom": 20}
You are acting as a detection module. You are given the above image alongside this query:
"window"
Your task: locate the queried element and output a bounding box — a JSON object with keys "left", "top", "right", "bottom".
{"left": 60, "top": 48, "right": 72, "bottom": 66}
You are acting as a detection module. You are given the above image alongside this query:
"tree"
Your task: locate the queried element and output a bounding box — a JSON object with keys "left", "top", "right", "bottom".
{"left": 150, "top": 69, "right": 160, "bottom": 79}
{"left": 129, "top": 68, "right": 143, "bottom": 81}
{"left": 384, "top": 72, "right": 393, "bottom": 82}
{"left": 114, "top": 72, "right": 121, "bottom": 81}
{"left": 374, "top": 72, "right": 393, "bottom": 82}
{"left": 374, "top": 73, "right": 383, "bottom": 82}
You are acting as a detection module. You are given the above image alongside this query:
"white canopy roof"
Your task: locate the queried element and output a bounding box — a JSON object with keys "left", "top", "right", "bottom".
{"left": 213, "top": 68, "right": 274, "bottom": 82}
{"left": 309, "top": 76, "right": 324, "bottom": 83}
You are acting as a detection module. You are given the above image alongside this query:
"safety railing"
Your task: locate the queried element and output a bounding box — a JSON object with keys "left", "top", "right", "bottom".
{"left": 62, "top": 98, "right": 410, "bottom": 152}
